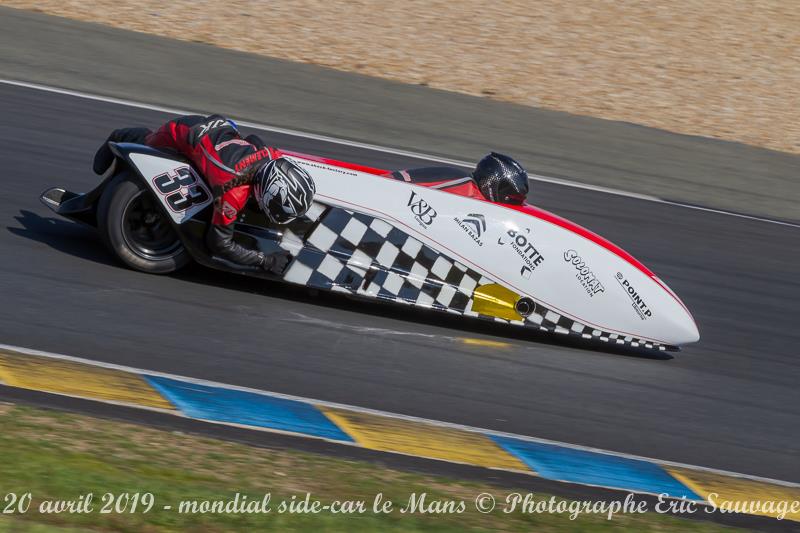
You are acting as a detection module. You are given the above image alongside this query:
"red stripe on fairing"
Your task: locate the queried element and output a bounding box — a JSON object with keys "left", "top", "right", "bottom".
{"left": 280, "top": 150, "right": 390, "bottom": 176}
{"left": 410, "top": 179, "right": 658, "bottom": 278}
{"left": 504, "top": 203, "right": 655, "bottom": 277}
{"left": 411, "top": 180, "right": 694, "bottom": 321}
{"left": 284, "top": 150, "right": 649, "bottom": 275}
{"left": 503, "top": 203, "right": 695, "bottom": 319}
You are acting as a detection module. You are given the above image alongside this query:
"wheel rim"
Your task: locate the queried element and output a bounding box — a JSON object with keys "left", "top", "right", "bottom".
{"left": 121, "top": 191, "right": 182, "bottom": 261}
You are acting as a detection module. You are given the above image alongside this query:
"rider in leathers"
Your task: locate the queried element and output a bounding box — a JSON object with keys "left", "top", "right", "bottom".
{"left": 93, "top": 114, "right": 314, "bottom": 273}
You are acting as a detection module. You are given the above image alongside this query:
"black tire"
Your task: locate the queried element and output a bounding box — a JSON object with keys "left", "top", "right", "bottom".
{"left": 97, "top": 172, "right": 190, "bottom": 274}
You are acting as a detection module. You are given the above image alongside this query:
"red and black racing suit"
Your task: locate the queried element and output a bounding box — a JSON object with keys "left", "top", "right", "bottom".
{"left": 94, "top": 115, "right": 278, "bottom": 268}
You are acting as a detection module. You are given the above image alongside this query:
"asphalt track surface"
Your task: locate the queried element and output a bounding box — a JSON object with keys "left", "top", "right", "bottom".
{"left": 2, "top": 83, "right": 799, "bottom": 483}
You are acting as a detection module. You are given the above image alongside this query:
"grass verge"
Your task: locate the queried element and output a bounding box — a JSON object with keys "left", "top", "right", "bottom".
{"left": 0, "top": 402, "right": 736, "bottom": 532}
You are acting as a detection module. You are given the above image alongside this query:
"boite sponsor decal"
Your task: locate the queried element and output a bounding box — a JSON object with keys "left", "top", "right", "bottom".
{"left": 498, "top": 228, "right": 544, "bottom": 279}
{"left": 615, "top": 272, "right": 652, "bottom": 320}
{"left": 453, "top": 213, "right": 486, "bottom": 246}
{"left": 563, "top": 250, "right": 605, "bottom": 297}
{"left": 407, "top": 191, "right": 437, "bottom": 228}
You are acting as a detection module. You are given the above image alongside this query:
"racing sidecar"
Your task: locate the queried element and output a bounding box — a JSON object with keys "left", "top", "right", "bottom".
{"left": 41, "top": 142, "right": 699, "bottom": 351}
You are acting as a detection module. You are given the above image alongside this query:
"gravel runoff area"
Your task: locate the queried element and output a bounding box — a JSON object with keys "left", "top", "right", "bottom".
{"left": 2, "top": 0, "right": 798, "bottom": 155}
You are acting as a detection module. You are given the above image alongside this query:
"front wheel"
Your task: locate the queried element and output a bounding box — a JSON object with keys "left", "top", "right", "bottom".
{"left": 97, "top": 173, "right": 190, "bottom": 273}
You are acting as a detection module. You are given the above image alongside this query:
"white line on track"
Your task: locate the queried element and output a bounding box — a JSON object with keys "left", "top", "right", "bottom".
{"left": 283, "top": 312, "right": 467, "bottom": 342}
{"left": 1, "top": 341, "right": 799, "bottom": 489}
{"left": 2, "top": 78, "right": 798, "bottom": 229}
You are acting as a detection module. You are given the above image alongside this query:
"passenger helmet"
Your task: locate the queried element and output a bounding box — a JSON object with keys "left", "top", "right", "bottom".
{"left": 472, "top": 152, "right": 529, "bottom": 204}
{"left": 253, "top": 157, "right": 316, "bottom": 224}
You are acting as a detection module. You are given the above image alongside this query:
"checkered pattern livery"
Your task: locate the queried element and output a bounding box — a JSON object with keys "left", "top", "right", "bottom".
{"left": 522, "top": 306, "right": 665, "bottom": 351}
{"left": 462, "top": 291, "right": 663, "bottom": 350}
{"left": 283, "top": 207, "right": 484, "bottom": 312}
{"left": 281, "top": 205, "right": 665, "bottom": 351}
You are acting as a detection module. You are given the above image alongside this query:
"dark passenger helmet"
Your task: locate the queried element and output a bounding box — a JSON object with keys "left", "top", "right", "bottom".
{"left": 472, "top": 152, "right": 529, "bottom": 204}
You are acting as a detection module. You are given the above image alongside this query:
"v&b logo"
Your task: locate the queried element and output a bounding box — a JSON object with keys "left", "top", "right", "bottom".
{"left": 408, "top": 191, "right": 437, "bottom": 228}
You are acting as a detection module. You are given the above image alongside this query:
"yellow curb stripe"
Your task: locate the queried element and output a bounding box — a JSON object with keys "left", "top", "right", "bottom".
{"left": 667, "top": 467, "right": 800, "bottom": 521}
{"left": 321, "top": 407, "right": 528, "bottom": 471}
{"left": 0, "top": 351, "right": 174, "bottom": 410}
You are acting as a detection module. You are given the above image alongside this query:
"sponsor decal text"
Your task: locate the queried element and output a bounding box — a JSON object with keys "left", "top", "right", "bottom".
{"left": 407, "top": 191, "right": 437, "bottom": 228}
{"left": 499, "top": 228, "right": 544, "bottom": 279}
{"left": 563, "top": 250, "right": 605, "bottom": 297}
{"left": 615, "top": 272, "right": 652, "bottom": 320}
{"left": 454, "top": 213, "right": 486, "bottom": 246}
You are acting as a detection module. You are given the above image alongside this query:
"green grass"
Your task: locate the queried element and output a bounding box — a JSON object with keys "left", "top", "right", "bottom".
{"left": 0, "top": 403, "right": 737, "bottom": 532}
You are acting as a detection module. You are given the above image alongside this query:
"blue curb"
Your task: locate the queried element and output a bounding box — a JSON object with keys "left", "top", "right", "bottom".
{"left": 492, "top": 435, "right": 702, "bottom": 500}
{"left": 144, "top": 375, "right": 353, "bottom": 442}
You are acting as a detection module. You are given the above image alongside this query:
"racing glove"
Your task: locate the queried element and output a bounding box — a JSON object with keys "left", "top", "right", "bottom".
{"left": 259, "top": 249, "right": 292, "bottom": 275}
{"left": 206, "top": 224, "right": 292, "bottom": 274}
{"left": 206, "top": 224, "right": 267, "bottom": 267}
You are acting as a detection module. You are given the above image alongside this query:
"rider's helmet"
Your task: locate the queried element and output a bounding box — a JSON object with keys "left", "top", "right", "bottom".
{"left": 252, "top": 157, "right": 316, "bottom": 224}
{"left": 472, "top": 152, "right": 529, "bottom": 204}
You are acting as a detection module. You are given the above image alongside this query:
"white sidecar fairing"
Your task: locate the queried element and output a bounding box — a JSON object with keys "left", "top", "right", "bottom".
{"left": 268, "top": 154, "right": 699, "bottom": 351}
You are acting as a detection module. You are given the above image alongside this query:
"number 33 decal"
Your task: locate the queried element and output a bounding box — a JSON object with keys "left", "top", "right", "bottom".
{"left": 152, "top": 167, "right": 210, "bottom": 212}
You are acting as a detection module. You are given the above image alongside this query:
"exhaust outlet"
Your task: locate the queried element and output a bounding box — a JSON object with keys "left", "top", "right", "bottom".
{"left": 515, "top": 297, "right": 536, "bottom": 317}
